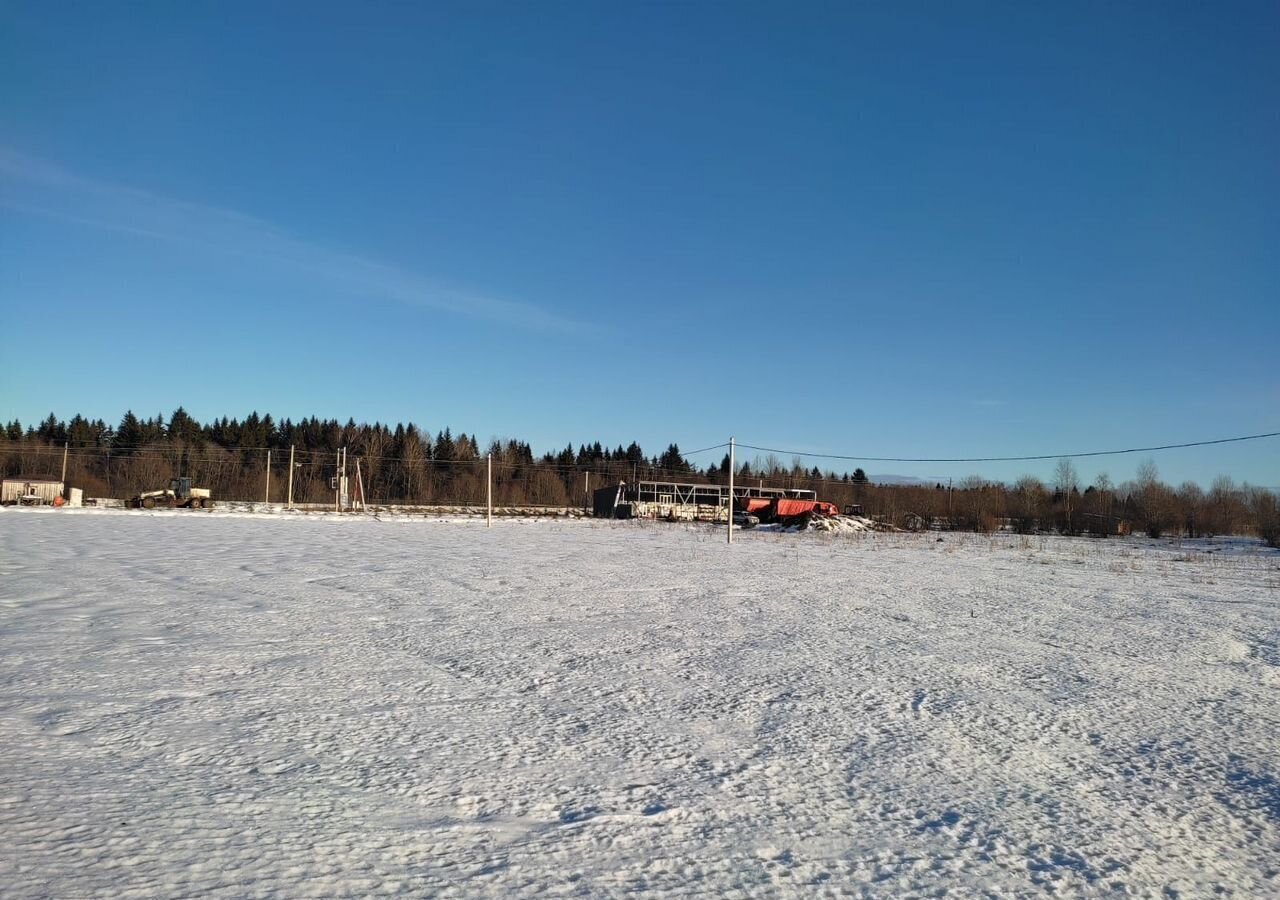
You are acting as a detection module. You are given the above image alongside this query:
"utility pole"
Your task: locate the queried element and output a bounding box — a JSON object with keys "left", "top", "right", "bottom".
{"left": 334, "top": 448, "right": 342, "bottom": 512}
{"left": 584, "top": 471, "right": 590, "bottom": 513}
{"left": 265, "top": 450, "right": 271, "bottom": 504}
{"left": 948, "top": 478, "right": 953, "bottom": 525}
{"left": 287, "top": 445, "right": 295, "bottom": 509}
{"left": 486, "top": 452, "right": 493, "bottom": 528}
{"left": 61, "top": 442, "right": 68, "bottom": 486}
{"left": 727, "top": 436, "right": 735, "bottom": 545}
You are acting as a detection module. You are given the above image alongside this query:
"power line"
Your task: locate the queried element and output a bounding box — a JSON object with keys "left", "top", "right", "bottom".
{"left": 0, "top": 443, "right": 725, "bottom": 483}
{"left": 736, "top": 430, "right": 1280, "bottom": 464}
{"left": 8, "top": 429, "right": 1274, "bottom": 469}
{"left": 0, "top": 436, "right": 733, "bottom": 468}
{"left": 0, "top": 436, "right": 730, "bottom": 462}
{"left": 679, "top": 442, "right": 730, "bottom": 457}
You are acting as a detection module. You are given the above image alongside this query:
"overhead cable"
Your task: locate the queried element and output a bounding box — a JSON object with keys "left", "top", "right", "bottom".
{"left": 735, "top": 430, "right": 1280, "bottom": 464}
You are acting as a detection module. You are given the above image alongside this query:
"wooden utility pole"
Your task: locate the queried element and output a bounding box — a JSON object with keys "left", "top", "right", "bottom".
{"left": 287, "top": 445, "right": 295, "bottom": 509}
{"left": 61, "top": 442, "right": 68, "bottom": 485}
{"left": 265, "top": 450, "right": 271, "bottom": 504}
{"left": 486, "top": 453, "right": 493, "bottom": 528}
{"left": 727, "top": 436, "right": 735, "bottom": 545}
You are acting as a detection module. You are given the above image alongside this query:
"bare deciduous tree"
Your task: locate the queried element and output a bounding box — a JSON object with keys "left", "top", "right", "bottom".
{"left": 1054, "top": 458, "right": 1079, "bottom": 534}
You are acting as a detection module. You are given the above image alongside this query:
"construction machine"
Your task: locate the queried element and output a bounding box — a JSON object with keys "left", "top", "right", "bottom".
{"left": 132, "top": 477, "right": 213, "bottom": 509}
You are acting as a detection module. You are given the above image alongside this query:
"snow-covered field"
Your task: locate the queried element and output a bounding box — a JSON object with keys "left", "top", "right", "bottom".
{"left": 2, "top": 509, "right": 1278, "bottom": 898}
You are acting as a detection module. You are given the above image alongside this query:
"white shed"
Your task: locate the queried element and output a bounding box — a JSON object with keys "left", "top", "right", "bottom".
{"left": 1, "top": 477, "right": 65, "bottom": 505}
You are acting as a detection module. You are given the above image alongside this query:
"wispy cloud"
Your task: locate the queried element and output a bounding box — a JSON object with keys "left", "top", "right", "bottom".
{"left": 0, "top": 148, "right": 594, "bottom": 335}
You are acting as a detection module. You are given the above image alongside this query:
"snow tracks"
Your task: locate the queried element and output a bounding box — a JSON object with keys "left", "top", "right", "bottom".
{"left": 1, "top": 511, "right": 1277, "bottom": 897}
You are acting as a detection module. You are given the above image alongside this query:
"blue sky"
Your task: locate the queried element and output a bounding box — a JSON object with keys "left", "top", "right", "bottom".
{"left": 2, "top": 2, "right": 1277, "bottom": 486}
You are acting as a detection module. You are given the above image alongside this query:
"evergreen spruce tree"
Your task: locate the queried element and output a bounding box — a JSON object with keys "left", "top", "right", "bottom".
{"left": 115, "top": 411, "right": 143, "bottom": 451}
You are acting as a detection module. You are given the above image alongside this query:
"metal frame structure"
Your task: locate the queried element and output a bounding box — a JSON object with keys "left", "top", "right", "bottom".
{"left": 594, "top": 478, "right": 816, "bottom": 522}
{"left": 631, "top": 481, "right": 815, "bottom": 505}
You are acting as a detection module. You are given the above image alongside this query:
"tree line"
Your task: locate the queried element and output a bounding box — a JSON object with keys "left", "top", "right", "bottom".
{"left": 2, "top": 409, "right": 1276, "bottom": 547}
{"left": 1, "top": 409, "right": 709, "bottom": 509}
